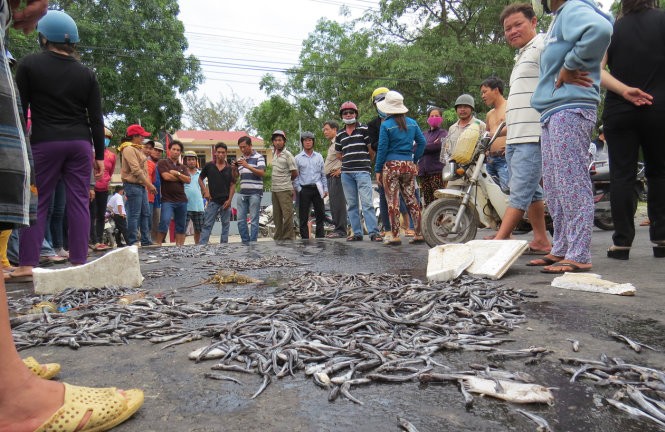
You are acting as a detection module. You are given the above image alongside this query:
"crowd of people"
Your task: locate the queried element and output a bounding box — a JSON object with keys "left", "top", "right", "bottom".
{"left": 1, "top": 0, "right": 664, "bottom": 431}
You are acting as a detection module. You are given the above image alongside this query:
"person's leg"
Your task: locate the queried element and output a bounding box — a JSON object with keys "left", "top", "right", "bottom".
{"left": 544, "top": 109, "right": 595, "bottom": 267}
{"left": 61, "top": 141, "right": 92, "bottom": 265}
{"left": 495, "top": 156, "right": 510, "bottom": 192}
{"left": 383, "top": 165, "right": 401, "bottom": 239}
{"left": 312, "top": 189, "right": 326, "bottom": 238}
{"left": 93, "top": 190, "right": 108, "bottom": 246}
{"left": 327, "top": 176, "right": 347, "bottom": 236}
{"left": 139, "top": 189, "right": 152, "bottom": 246}
{"left": 203, "top": 201, "right": 222, "bottom": 245}
{"left": 112, "top": 215, "right": 125, "bottom": 246}
{"left": 248, "top": 194, "right": 262, "bottom": 242}
{"left": 605, "top": 112, "right": 640, "bottom": 248}
{"left": 298, "top": 189, "right": 312, "bottom": 239}
{"left": 400, "top": 164, "right": 422, "bottom": 237}
{"left": 150, "top": 204, "right": 160, "bottom": 242}
{"left": 236, "top": 194, "right": 250, "bottom": 243}
{"left": 378, "top": 184, "right": 390, "bottom": 232}
{"left": 640, "top": 110, "right": 665, "bottom": 244}
{"left": 271, "top": 192, "right": 284, "bottom": 240}
{"left": 276, "top": 191, "right": 295, "bottom": 240}
{"left": 123, "top": 183, "right": 141, "bottom": 246}
{"left": 219, "top": 205, "right": 231, "bottom": 243}
{"left": 49, "top": 179, "right": 66, "bottom": 251}
{"left": 341, "top": 173, "right": 362, "bottom": 237}
{"left": 156, "top": 202, "right": 174, "bottom": 245}
{"left": 357, "top": 172, "right": 379, "bottom": 236}
{"left": 173, "top": 202, "right": 188, "bottom": 246}
{"left": 540, "top": 119, "right": 567, "bottom": 260}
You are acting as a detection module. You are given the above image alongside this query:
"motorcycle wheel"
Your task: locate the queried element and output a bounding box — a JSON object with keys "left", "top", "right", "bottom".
{"left": 421, "top": 198, "right": 478, "bottom": 247}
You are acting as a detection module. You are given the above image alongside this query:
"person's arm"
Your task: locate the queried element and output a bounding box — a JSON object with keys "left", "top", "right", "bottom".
{"left": 319, "top": 155, "right": 328, "bottom": 196}
{"left": 223, "top": 177, "right": 236, "bottom": 210}
{"left": 198, "top": 171, "right": 211, "bottom": 201}
{"left": 413, "top": 126, "right": 426, "bottom": 164}
{"left": 237, "top": 158, "right": 265, "bottom": 178}
{"left": 600, "top": 52, "right": 653, "bottom": 106}
{"left": 11, "top": 0, "right": 48, "bottom": 34}
{"left": 375, "top": 123, "right": 389, "bottom": 174}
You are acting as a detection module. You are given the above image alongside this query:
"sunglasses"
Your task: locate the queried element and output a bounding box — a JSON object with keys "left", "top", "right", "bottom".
{"left": 342, "top": 110, "right": 356, "bottom": 115}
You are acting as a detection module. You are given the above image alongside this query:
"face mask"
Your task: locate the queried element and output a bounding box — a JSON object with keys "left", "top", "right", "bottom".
{"left": 377, "top": 109, "right": 388, "bottom": 119}
{"left": 104, "top": 137, "right": 111, "bottom": 147}
{"left": 427, "top": 117, "right": 443, "bottom": 128}
{"left": 342, "top": 118, "right": 357, "bottom": 125}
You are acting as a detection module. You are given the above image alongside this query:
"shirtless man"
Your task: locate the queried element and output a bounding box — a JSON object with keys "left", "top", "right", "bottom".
{"left": 480, "top": 76, "right": 509, "bottom": 192}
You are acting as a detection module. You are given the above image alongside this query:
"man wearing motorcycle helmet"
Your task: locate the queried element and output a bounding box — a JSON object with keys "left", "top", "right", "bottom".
{"left": 335, "top": 101, "right": 382, "bottom": 242}
{"left": 294, "top": 132, "right": 327, "bottom": 239}
{"left": 440, "top": 94, "right": 486, "bottom": 166}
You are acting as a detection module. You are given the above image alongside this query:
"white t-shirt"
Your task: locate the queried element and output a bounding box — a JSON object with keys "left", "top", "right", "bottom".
{"left": 506, "top": 34, "right": 544, "bottom": 145}
{"left": 107, "top": 192, "right": 126, "bottom": 216}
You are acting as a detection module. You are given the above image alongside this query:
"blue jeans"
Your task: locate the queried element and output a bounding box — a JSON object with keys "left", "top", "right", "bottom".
{"left": 237, "top": 194, "right": 262, "bottom": 243}
{"left": 200, "top": 201, "right": 231, "bottom": 244}
{"left": 486, "top": 155, "right": 510, "bottom": 193}
{"left": 341, "top": 172, "right": 378, "bottom": 237}
{"left": 124, "top": 182, "right": 152, "bottom": 246}
{"left": 505, "top": 143, "right": 545, "bottom": 211}
{"left": 378, "top": 184, "right": 390, "bottom": 230}
{"left": 159, "top": 201, "right": 187, "bottom": 234}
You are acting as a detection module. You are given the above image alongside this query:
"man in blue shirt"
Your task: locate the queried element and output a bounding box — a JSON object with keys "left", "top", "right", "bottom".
{"left": 183, "top": 151, "right": 204, "bottom": 244}
{"left": 294, "top": 132, "right": 328, "bottom": 239}
{"left": 232, "top": 136, "right": 265, "bottom": 244}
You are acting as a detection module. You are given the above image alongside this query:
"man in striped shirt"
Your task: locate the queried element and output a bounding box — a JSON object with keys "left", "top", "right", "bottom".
{"left": 492, "top": 3, "right": 551, "bottom": 255}
{"left": 233, "top": 136, "right": 265, "bottom": 245}
{"left": 335, "top": 101, "right": 382, "bottom": 242}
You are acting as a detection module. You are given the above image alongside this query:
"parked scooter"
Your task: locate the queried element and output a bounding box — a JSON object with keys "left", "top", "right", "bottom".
{"left": 101, "top": 209, "right": 116, "bottom": 248}
{"left": 421, "top": 122, "right": 551, "bottom": 246}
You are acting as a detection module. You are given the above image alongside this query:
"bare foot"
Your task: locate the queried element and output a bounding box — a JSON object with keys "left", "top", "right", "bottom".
{"left": 10, "top": 266, "right": 33, "bottom": 278}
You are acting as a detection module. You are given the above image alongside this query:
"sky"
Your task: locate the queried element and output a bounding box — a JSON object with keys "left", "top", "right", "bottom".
{"left": 177, "top": 0, "right": 378, "bottom": 110}
{"left": 177, "top": 0, "right": 614, "bottom": 116}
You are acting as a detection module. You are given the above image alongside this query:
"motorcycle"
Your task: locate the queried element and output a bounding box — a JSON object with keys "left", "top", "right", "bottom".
{"left": 421, "top": 122, "right": 551, "bottom": 247}
{"left": 101, "top": 209, "right": 117, "bottom": 248}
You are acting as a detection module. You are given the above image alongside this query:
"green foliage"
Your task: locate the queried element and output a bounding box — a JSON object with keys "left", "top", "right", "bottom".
{"left": 182, "top": 91, "right": 252, "bottom": 131}
{"left": 8, "top": 0, "right": 203, "bottom": 134}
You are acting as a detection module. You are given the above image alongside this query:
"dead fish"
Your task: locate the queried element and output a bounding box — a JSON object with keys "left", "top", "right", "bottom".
{"left": 458, "top": 380, "right": 474, "bottom": 410}
{"left": 567, "top": 338, "right": 580, "bottom": 352}
{"left": 204, "top": 372, "right": 242, "bottom": 385}
{"left": 609, "top": 331, "right": 642, "bottom": 353}
{"left": 515, "top": 409, "right": 553, "bottom": 432}
{"left": 340, "top": 381, "right": 363, "bottom": 405}
{"left": 397, "top": 417, "right": 420, "bottom": 432}
{"left": 188, "top": 346, "right": 226, "bottom": 361}
{"left": 460, "top": 376, "right": 554, "bottom": 404}
{"left": 251, "top": 374, "right": 271, "bottom": 399}
{"left": 606, "top": 398, "right": 665, "bottom": 429}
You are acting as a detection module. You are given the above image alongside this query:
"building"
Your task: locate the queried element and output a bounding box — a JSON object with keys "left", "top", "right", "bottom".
{"left": 171, "top": 130, "right": 271, "bottom": 166}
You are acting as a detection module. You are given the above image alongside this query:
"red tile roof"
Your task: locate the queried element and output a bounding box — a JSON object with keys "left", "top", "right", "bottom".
{"left": 173, "top": 130, "right": 263, "bottom": 144}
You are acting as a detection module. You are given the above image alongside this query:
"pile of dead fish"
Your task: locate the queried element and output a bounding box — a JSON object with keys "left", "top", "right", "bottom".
{"left": 187, "top": 272, "right": 555, "bottom": 406}
{"left": 9, "top": 287, "right": 221, "bottom": 351}
{"left": 218, "top": 255, "right": 303, "bottom": 270}
{"left": 562, "top": 354, "right": 665, "bottom": 429}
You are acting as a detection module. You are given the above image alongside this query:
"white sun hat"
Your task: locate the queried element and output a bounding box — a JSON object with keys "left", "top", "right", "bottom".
{"left": 376, "top": 90, "right": 409, "bottom": 114}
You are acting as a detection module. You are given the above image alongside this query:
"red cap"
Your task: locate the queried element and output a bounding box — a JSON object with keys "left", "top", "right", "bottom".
{"left": 126, "top": 124, "right": 151, "bottom": 137}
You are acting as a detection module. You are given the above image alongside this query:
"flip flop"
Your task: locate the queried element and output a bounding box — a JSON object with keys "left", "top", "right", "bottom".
{"left": 525, "top": 255, "right": 562, "bottom": 267}
{"left": 8, "top": 273, "right": 33, "bottom": 283}
{"left": 383, "top": 237, "right": 402, "bottom": 246}
{"left": 409, "top": 236, "right": 425, "bottom": 244}
{"left": 23, "top": 356, "right": 61, "bottom": 380}
{"left": 346, "top": 235, "right": 363, "bottom": 242}
{"left": 34, "top": 383, "right": 144, "bottom": 432}
{"left": 541, "top": 262, "right": 592, "bottom": 274}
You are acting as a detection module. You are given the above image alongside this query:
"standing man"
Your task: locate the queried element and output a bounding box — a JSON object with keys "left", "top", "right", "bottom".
{"left": 294, "top": 132, "right": 328, "bottom": 239}
{"left": 270, "top": 130, "right": 298, "bottom": 241}
{"left": 143, "top": 140, "right": 156, "bottom": 234}
{"left": 493, "top": 3, "right": 551, "bottom": 256}
{"left": 480, "top": 76, "right": 509, "bottom": 192}
{"left": 440, "top": 95, "right": 486, "bottom": 169}
{"left": 323, "top": 121, "right": 347, "bottom": 238}
{"left": 183, "top": 150, "right": 204, "bottom": 244}
{"left": 199, "top": 143, "right": 236, "bottom": 244}
{"left": 336, "top": 101, "right": 382, "bottom": 242}
{"left": 232, "top": 136, "right": 265, "bottom": 244}
{"left": 108, "top": 185, "right": 128, "bottom": 247}
{"left": 148, "top": 141, "right": 164, "bottom": 241}
{"left": 156, "top": 140, "right": 190, "bottom": 246}
{"left": 120, "top": 124, "right": 157, "bottom": 247}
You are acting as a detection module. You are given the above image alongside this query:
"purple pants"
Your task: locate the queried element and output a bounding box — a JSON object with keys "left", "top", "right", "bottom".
{"left": 19, "top": 140, "right": 92, "bottom": 266}
{"left": 541, "top": 109, "right": 596, "bottom": 264}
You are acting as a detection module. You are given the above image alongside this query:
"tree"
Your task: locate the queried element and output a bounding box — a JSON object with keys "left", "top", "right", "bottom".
{"left": 182, "top": 91, "right": 252, "bottom": 131}
{"left": 9, "top": 0, "right": 203, "bottom": 134}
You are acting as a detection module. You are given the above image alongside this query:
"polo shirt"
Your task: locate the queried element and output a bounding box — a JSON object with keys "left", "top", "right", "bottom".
{"left": 200, "top": 161, "right": 235, "bottom": 205}
{"left": 506, "top": 34, "right": 544, "bottom": 145}
{"left": 271, "top": 150, "right": 297, "bottom": 193}
{"left": 238, "top": 151, "right": 265, "bottom": 195}
{"left": 335, "top": 123, "right": 371, "bottom": 173}
{"left": 157, "top": 158, "right": 188, "bottom": 203}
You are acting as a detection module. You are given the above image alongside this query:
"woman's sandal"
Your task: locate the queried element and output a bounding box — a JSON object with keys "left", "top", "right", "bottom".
{"left": 607, "top": 245, "right": 630, "bottom": 260}
{"left": 34, "top": 383, "right": 144, "bottom": 432}
{"left": 23, "top": 356, "right": 61, "bottom": 380}
{"left": 525, "top": 255, "right": 563, "bottom": 267}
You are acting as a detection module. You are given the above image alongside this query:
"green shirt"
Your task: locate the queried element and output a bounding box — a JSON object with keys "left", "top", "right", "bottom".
{"left": 271, "top": 149, "right": 297, "bottom": 192}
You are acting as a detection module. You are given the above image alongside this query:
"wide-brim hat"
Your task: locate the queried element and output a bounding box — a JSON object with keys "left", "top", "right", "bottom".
{"left": 376, "top": 91, "right": 408, "bottom": 114}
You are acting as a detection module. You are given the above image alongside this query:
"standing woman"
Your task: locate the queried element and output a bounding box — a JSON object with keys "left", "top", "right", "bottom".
{"left": 375, "top": 91, "right": 426, "bottom": 245}
{"left": 418, "top": 107, "right": 447, "bottom": 206}
{"left": 601, "top": 0, "right": 665, "bottom": 260}
{"left": 90, "top": 127, "right": 117, "bottom": 251}
{"left": 531, "top": 0, "right": 613, "bottom": 273}
{"left": 12, "top": 10, "right": 106, "bottom": 279}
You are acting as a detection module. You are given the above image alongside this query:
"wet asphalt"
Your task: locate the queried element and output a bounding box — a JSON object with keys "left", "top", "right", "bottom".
{"left": 7, "top": 223, "right": 665, "bottom": 432}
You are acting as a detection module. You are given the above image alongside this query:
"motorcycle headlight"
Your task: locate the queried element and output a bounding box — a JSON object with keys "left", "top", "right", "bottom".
{"left": 442, "top": 162, "right": 457, "bottom": 181}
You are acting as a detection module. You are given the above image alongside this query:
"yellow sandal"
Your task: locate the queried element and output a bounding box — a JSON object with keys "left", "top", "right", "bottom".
{"left": 34, "top": 383, "right": 144, "bottom": 432}
{"left": 23, "top": 356, "right": 61, "bottom": 380}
